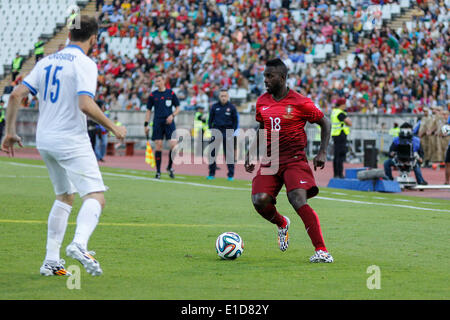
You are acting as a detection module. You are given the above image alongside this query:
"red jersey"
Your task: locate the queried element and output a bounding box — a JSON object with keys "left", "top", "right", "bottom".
{"left": 256, "top": 89, "right": 323, "bottom": 164}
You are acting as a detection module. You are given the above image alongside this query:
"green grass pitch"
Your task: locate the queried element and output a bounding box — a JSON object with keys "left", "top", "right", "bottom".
{"left": 0, "top": 157, "right": 449, "bottom": 299}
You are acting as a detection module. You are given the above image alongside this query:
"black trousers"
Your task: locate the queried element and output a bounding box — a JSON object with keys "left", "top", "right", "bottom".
{"left": 208, "top": 127, "right": 235, "bottom": 178}
{"left": 0, "top": 121, "right": 4, "bottom": 143}
{"left": 333, "top": 133, "right": 347, "bottom": 178}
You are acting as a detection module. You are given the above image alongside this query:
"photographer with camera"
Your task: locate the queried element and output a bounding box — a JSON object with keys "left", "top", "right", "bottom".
{"left": 384, "top": 122, "right": 428, "bottom": 186}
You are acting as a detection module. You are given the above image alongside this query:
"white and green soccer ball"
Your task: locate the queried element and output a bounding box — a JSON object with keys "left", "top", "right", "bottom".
{"left": 215, "top": 232, "right": 244, "bottom": 260}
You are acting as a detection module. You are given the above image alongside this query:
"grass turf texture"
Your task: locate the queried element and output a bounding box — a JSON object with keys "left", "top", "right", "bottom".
{"left": 0, "top": 157, "right": 449, "bottom": 300}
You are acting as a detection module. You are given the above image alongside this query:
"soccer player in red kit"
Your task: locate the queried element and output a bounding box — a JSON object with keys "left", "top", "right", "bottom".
{"left": 245, "top": 58, "right": 333, "bottom": 263}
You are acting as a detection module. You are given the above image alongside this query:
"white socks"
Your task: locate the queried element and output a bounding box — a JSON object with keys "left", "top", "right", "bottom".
{"left": 45, "top": 200, "right": 72, "bottom": 262}
{"left": 72, "top": 198, "right": 102, "bottom": 250}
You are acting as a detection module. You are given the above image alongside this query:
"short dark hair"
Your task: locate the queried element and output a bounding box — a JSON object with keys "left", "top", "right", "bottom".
{"left": 265, "top": 58, "right": 288, "bottom": 77}
{"left": 69, "top": 15, "right": 98, "bottom": 42}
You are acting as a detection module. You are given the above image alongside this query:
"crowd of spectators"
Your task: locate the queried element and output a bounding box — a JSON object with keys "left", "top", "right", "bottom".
{"left": 299, "top": 1, "right": 450, "bottom": 114}
{"left": 92, "top": 0, "right": 416, "bottom": 112}
{"left": 3, "top": 0, "right": 449, "bottom": 116}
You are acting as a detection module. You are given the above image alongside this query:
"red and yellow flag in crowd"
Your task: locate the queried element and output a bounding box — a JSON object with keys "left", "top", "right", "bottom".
{"left": 145, "top": 141, "right": 155, "bottom": 167}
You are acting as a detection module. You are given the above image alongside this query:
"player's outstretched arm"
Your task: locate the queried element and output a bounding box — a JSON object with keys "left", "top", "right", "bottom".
{"left": 0, "top": 84, "right": 28, "bottom": 156}
{"left": 79, "top": 95, "right": 127, "bottom": 140}
{"left": 313, "top": 116, "right": 331, "bottom": 171}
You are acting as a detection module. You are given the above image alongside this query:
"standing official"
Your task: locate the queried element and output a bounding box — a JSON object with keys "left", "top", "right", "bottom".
{"left": 207, "top": 89, "right": 238, "bottom": 181}
{"left": 11, "top": 53, "right": 24, "bottom": 82}
{"left": 331, "top": 98, "right": 352, "bottom": 178}
{"left": 193, "top": 106, "right": 209, "bottom": 157}
{"left": 444, "top": 113, "right": 450, "bottom": 185}
{"left": 144, "top": 74, "right": 180, "bottom": 179}
{"left": 34, "top": 39, "right": 45, "bottom": 63}
{"left": 389, "top": 122, "right": 400, "bottom": 138}
{"left": 0, "top": 100, "right": 5, "bottom": 143}
{"left": 418, "top": 108, "right": 433, "bottom": 167}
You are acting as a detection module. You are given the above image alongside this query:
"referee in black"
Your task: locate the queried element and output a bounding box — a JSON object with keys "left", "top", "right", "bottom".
{"left": 144, "top": 74, "right": 180, "bottom": 179}
{"left": 207, "top": 89, "right": 239, "bottom": 181}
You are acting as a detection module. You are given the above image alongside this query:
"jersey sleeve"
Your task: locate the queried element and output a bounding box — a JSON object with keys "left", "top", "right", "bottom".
{"left": 146, "top": 93, "right": 154, "bottom": 111}
{"left": 22, "top": 64, "right": 40, "bottom": 96}
{"left": 76, "top": 59, "right": 97, "bottom": 99}
{"left": 301, "top": 98, "right": 324, "bottom": 123}
{"left": 171, "top": 91, "right": 180, "bottom": 107}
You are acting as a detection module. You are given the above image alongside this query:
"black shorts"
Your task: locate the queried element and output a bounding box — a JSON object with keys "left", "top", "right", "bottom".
{"left": 445, "top": 145, "right": 450, "bottom": 163}
{"left": 152, "top": 119, "right": 176, "bottom": 141}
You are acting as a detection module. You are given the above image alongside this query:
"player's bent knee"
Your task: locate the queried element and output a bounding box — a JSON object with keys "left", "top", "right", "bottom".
{"left": 287, "top": 189, "right": 307, "bottom": 210}
{"left": 56, "top": 193, "right": 75, "bottom": 207}
{"left": 155, "top": 140, "right": 163, "bottom": 150}
{"left": 252, "top": 193, "right": 272, "bottom": 209}
{"left": 83, "top": 192, "right": 106, "bottom": 209}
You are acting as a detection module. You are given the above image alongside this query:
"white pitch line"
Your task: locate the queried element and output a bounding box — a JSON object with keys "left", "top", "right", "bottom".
{"left": 102, "top": 171, "right": 250, "bottom": 191}
{"left": 1, "top": 161, "right": 449, "bottom": 213}
{"left": 315, "top": 196, "right": 450, "bottom": 213}
{"left": 4, "top": 162, "right": 46, "bottom": 169}
{"left": 0, "top": 175, "right": 49, "bottom": 178}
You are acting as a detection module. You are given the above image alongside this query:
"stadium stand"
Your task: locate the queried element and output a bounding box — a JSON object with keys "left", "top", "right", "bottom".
{"left": 1, "top": 0, "right": 449, "bottom": 117}
{"left": 0, "top": 0, "right": 92, "bottom": 88}
{"left": 90, "top": 0, "right": 409, "bottom": 111}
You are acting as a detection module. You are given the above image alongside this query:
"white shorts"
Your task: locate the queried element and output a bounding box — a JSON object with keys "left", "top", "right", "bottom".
{"left": 39, "top": 146, "right": 107, "bottom": 198}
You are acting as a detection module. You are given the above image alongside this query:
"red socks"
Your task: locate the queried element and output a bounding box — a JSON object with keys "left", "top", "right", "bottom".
{"left": 256, "top": 203, "right": 287, "bottom": 229}
{"left": 296, "top": 204, "right": 327, "bottom": 252}
{"left": 256, "top": 203, "right": 327, "bottom": 252}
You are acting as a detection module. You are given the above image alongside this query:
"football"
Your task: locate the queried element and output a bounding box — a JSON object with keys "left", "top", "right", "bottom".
{"left": 441, "top": 124, "right": 450, "bottom": 136}
{"left": 215, "top": 232, "right": 244, "bottom": 260}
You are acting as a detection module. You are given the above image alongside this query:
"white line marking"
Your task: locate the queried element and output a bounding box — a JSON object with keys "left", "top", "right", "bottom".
{"left": 5, "top": 162, "right": 46, "bottom": 168}
{"left": 0, "top": 175, "right": 49, "bottom": 178}
{"left": 315, "top": 196, "right": 449, "bottom": 213}
{"left": 2, "top": 161, "right": 449, "bottom": 213}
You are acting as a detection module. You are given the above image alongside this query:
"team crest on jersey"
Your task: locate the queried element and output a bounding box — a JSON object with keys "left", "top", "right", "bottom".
{"left": 283, "top": 105, "right": 294, "bottom": 119}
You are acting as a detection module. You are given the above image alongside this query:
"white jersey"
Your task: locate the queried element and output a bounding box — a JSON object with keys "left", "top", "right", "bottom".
{"left": 23, "top": 44, "right": 97, "bottom": 151}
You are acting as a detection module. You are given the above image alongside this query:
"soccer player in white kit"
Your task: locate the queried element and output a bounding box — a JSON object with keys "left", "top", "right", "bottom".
{"left": 1, "top": 16, "right": 126, "bottom": 276}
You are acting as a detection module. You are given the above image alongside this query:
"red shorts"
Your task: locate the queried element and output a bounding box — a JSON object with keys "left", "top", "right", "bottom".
{"left": 252, "top": 158, "right": 319, "bottom": 201}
